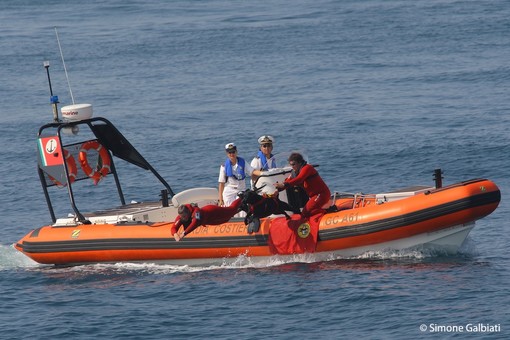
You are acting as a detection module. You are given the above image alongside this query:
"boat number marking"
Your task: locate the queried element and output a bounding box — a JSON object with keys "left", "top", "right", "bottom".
{"left": 71, "top": 230, "right": 81, "bottom": 238}
{"left": 324, "top": 213, "right": 359, "bottom": 225}
{"left": 297, "top": 223, "right": 311, "bottom": 238}
{"left": 480, "top": 186, "right": 486, "bottom": 192}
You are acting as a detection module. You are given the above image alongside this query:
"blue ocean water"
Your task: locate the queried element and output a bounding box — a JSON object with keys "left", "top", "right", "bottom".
{"left": 1, "top": 0, "right": 509, "bottom": 338}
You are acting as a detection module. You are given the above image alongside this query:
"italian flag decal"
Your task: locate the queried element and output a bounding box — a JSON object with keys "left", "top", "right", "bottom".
{"left": 38, "top": 136, "right": 64, "bottom": 167}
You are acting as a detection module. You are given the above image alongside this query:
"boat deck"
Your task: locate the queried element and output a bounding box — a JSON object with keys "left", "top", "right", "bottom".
{"left": 84, "top": 201, "right": 163, "bottom": 218}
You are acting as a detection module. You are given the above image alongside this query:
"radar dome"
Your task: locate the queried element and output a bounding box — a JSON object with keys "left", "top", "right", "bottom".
{"left": 61, "top": 103, "right": 93, "bottom": 121}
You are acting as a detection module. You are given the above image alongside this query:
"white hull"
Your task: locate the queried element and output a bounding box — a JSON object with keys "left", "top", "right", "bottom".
{"left": 326, "top": 222, "right": 475, "bottom": 258}
{"left": 119, "top": 222, "right": 475, "bottom": 267}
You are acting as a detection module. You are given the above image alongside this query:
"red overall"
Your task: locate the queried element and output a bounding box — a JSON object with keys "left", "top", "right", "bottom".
{"left": 283, "top": 163, "right": 331, "bottom": 217}
{"left": 172, "top": 198, "right": 242, "bottom": 236}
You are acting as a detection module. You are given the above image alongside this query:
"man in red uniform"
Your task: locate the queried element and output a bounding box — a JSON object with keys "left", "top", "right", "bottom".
{"left": 275, "top": 152, "right": 331, "bottom": 217}
{"left": 171, "top": 198, "right": 243, "bottom": 241}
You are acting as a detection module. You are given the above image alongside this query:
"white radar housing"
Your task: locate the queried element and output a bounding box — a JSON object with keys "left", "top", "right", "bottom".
{"left": 61, "top": 103, "right": 93, "bottom": 121}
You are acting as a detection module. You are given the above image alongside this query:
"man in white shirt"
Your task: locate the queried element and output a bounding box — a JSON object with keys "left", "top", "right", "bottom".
{"left": 250, "top": 135, "right": 278, "bottom": 171}
{"left": 218, "top": 143, "right": 261, "bottom": 210}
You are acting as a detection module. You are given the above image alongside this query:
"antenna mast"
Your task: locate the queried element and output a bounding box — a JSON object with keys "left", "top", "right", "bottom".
{"left": 43, "top": 60, "right": 60, "bottom": 123}
{"left": 55, "top": 27, "right": 75, "bottom": 104}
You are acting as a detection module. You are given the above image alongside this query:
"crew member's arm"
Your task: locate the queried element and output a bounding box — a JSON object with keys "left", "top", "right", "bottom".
{"left": 218, "top": 165, "right": 226, "bottom": 206}
{"left": 283, "top": 164, "right": 312, "bottom": 187}
{"left": 218, "top": 182, "right": 225, "bottom": 206}
{"left": 246, "top": 162, "right": 262, "bottom": 181}
{"left": 275, "top": 164, "right": 312, "bottom": 191}
{"left": 172, "top": 217, "right": 184, "bottom": 241}
{"left": 171, "top": 217, "right": 182, "bottom": 236}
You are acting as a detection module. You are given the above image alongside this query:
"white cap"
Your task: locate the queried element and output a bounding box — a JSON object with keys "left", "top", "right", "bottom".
{"left": 225, "top": 142, "right": 237, "bottom": 151}
{"left": 258, "top": 135, "right": 275, "bottom": 144}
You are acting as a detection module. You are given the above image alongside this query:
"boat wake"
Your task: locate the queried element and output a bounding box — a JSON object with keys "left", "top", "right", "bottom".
{"left": 0, "top": 244, "right": 40, "bottom": 271}
{"left": 2, "top": 238, "right": 478, "bottom": 274}
{"left": 354, "top": 238, "right": 479, "bottom": 261}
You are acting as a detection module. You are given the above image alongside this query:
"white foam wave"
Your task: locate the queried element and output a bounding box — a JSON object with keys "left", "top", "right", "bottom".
{"left": 2, "top": 238, "right": 477, "bottom": 274}
{"left": 0, "top": 244, "right": 40, "bottom": 270}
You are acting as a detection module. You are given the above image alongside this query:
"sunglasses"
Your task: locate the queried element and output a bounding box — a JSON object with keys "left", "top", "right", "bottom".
{"left": 227, "top": 150, "right": 237, "bottom": 154}
{"left": 261, "top": 144, "right": 272, "bottom": 148}
{"left": 289, "top": 162, "right": 297, "bottom": 166}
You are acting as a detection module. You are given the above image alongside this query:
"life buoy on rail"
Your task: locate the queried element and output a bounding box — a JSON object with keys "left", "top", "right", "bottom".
{"left": 49, "top": 149, "right": 77, "bottom": 187}
{"left": 79, "top": 141, "right": 111, "bottom": 185}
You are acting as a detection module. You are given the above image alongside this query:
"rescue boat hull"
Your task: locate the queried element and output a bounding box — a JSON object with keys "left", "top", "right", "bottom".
{"left": 15, "top": 178, "right": 500, "bottom": 266}
{"left": 21, "top": 69, "right": 500, "bottom": 266}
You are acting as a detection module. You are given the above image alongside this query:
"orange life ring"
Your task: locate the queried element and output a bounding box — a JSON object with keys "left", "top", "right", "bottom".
{"left": 49, "top": 150, "right": 77, "bottom": 187}
{"left": 79, "top": 141, "right": 111, "bottom": 185}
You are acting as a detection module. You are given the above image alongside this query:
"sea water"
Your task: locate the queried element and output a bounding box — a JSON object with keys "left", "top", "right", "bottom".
{"left": 0, "top": 0, "right": 509, "bottom": 338}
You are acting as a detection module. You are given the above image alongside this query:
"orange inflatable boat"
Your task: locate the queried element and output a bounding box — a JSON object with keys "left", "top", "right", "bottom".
{"left": 14, "top": 91, "right": 501, "bottom": 265}
{"left": 14, "top": 111, "right": 500, "bottom": 266}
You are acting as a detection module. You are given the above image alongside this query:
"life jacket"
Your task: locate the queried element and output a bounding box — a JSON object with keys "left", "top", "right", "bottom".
{"left": 225, "top": 157, "right": 246, "bottom": 180}
{"left": 257, "top": 150, "right": 275, "bottom": 170}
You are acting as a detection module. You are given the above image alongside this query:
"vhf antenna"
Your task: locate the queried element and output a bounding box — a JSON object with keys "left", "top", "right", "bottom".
{"left": 54, "top": 27, "right": 75, "bottom": 104}
{"left": 44, "top": 27, "right": 76, "bottom": 123}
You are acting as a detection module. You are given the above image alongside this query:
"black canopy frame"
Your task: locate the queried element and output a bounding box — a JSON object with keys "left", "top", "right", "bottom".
{"left": 37, "top": 117, "right": 174, "bottom": 223}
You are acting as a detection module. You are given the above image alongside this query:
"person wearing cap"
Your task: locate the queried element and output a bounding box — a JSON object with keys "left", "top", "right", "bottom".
{"left": 251, "top": 135, "right": 277, "bottom": 171}
{"left": 218, "top": 143, "right": 261, "bottom": 211}
{"left": 274, "top": 152, "right": 331, "bottom": 218}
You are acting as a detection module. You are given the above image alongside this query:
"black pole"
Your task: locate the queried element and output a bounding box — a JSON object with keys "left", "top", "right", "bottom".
{"left": 433, "top": 168, "right": 443, "bottom": 189}
{"left": 161, "top": 189, "right": 169, "bottom": 207}
{"left": 44, "top": 61, "right": 60, "bottom": 123}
